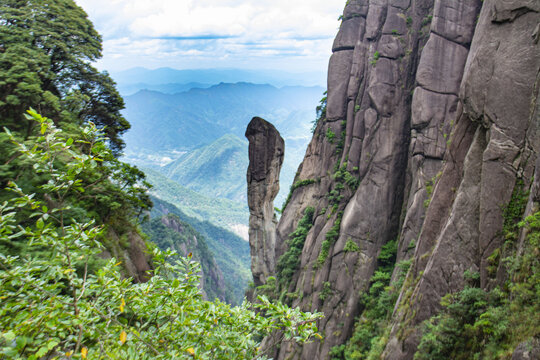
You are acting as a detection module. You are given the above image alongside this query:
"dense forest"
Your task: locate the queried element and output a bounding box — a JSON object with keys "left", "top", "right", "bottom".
{"left": 0, "top": 1, "right": 321, "bottom": 358}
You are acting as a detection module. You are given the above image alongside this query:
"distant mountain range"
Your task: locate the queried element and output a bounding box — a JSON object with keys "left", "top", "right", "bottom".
{"left": 122, "top": 82, "right": 323, "bottom": 206}
{"left": 163, "top": 134, "right": 248, "bottom": 202}
{"left": 143, "top": 168, "right": 249, "bottom": 238}
{"left": 110, "top": 67, "right": 326, "bottom": 94}
{"left": 115, "top": 82, "right": 212, "bottom": 96}
{"left": 121, "top": 82, "right": 323, "bottom": 153}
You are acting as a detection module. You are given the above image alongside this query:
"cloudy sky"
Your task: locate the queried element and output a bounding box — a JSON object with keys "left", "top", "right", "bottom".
{"left": 74, "top": 0, "right": 344, "bottom": 74}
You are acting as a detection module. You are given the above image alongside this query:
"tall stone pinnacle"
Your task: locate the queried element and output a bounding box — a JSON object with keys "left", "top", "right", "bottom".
{"left": 245, "top": 117, "right": 284, "bottom": 287}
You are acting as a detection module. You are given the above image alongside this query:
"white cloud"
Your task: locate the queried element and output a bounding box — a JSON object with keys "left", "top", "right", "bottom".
{"left": 75, "top": 0, "right": 343, "bottom": 73}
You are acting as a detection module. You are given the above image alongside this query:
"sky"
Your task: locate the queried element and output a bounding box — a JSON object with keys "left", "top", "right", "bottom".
{"left": 74, "top": 0, "right": 344, "bottom": 74}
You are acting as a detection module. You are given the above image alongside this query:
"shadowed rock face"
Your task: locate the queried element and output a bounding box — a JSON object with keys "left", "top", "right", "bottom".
{"left": 246, "top": 0, "right": 539, "bottom": 359}
{"left": 246, "top": 117, "right": 285, "bottom": 286}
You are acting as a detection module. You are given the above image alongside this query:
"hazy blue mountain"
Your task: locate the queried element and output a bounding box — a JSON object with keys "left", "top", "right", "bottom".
{"left": 111, "top": 67, "right": 326, "bottom": 88}
{"left": 116, "top": 82, "right": 211, "bottom": 96}
{"left": 163, "top": 134, "right": 249, "bottom": 202}
{"left": 122, "top": 82, "right": 322, "bottom": 154}
{"left": 122, "top": 82, "right": 322, "bottom": 207}
{"left": 156, "top": 132, "right": 301, "bottom": 206}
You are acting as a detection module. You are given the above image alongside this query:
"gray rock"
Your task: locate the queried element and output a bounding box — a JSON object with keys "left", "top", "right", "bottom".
{"left": 416, "top": 33, "right": 468, "bottom": 94}
{"left": 246, "top": 117, "right": 284, "bottom": 286}
{"left": 327, "top": 50, "right": 354, "bottom": 120}
{"left": 378, "top": 34, "right": 405, "bottom": 59}
{"left": 343, "top": 0, "right": 369, "bottom": 20}
{"left": 512, "top": 337, "right": 540, "bottom": 360}
{"left": 249, "top": 1, "right": 540, "bottom": 359}
{"left": 334, "top": 17, "right": 366, "bottom": 52}
{"left": 432, "top": 0, "right": 481, "bottom": 45}
{"left": 382, "top": 5, "right": 408, "bottom": 35}
{"left": 365, "top": 3, "right": 387, "bottom": 40}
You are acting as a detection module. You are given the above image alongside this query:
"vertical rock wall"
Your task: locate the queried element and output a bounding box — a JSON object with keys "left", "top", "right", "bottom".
{"left": 248, "top": 0, "right": 539, "bottom": 359}
{"left": 384, "top": 1, "right": 540, "bottom": 357}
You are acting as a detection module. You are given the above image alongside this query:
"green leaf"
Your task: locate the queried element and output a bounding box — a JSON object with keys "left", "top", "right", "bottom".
{"left": 66, "top": 138, "right": 74, "bottom": 146}
{"left": 36, "top": 218, "right": 44, "bottom": 229}
{"left": 47, "top": 340, "right": 59, "bottom": 350}
{"left": 2, "top": 331, "right": 16, "bottom": 342}
{"left": 36, "top": 346, "right": 48, "bottom": 357}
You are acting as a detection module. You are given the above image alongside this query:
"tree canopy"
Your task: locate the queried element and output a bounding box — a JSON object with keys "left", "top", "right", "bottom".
{"left": 0, "top": 0, "right": 129, "bottom": 154}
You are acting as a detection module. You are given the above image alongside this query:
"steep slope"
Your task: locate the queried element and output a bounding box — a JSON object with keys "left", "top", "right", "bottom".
{"left": 248, "top": 1, "right": 540, "bottom": 359}
{"left": 142, "top": 214, "right": 229, "bottom": 302}
{"left": 149, "top": 197, "right": 251, "bottom": 305}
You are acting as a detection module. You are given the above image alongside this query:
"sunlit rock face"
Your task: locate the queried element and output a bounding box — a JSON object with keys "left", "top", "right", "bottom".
{"left": 247, "top": 0, "right": 540, "bottom": 358}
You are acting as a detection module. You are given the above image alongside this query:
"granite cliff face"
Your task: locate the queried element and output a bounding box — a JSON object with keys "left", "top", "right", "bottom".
{"left": 247, "top": 0, "right": 539, "bottom": 358}
{"left": 246, "top": 117, "right": 285, "bottom": 287}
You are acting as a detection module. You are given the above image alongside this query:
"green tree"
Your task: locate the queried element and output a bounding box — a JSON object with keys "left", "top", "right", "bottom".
{"left": 0, "top": 0, "right": 129, "bottom": 154}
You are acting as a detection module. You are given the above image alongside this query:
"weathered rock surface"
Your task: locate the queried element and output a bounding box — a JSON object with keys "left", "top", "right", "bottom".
{"left": 100, "top": 229, "right": 152, "bottom": 283}
{"left": 246, "top": 117, "right": 284, "bottom": 286}
{"left": 248, "top": 0, "right": 539, "bottom": 359}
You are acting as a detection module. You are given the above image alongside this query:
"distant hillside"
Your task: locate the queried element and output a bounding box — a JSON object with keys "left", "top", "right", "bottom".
{"left": 142, "top": 214, "right": 230, "bottom": 302}
{"left": 143, "top": 168, "right": 249, "bottom": 239}
{"left": 149, "top": 197, "right": 251, "bottom": 305}
{"left": 164, "top": 134, "right": 249, "bottom": 202}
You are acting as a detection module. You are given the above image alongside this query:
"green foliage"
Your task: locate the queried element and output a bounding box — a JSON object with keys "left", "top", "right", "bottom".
{"left": 319, "top": 282, "right": 333, "bottom": 302}
{"left": 344, "top": 239, "right": 360, "bottom": 253}
{"left": 144, "top": 169, "right": 248, "bottom": 231}
{"left": 423, "top": 172, "right": 441, "bottom": 209}
{"left": 415, "top": 211, "right": 540, "bottom": 359}
{"left": 312, "top": 91, "right": 327, "bottom": 133}
{"left": 326, "top": 128, "right": 337, "bottom": 144}
{"left": 0, "top": 110, "right": 151, "bottom": 260}
{"left": 502, "top": 179, "right": 528, "bottom": 241}
{"left": 0, "top": 0, "right": 129, "bottom": 154}
{"left": 370, "top": 51, "right": 380, "bottom": 66}
{"left": 0, "top": 113, "right": 323, "bottom": 359}
{"left": 273, "top": 207, "right": 315, "bottom": 302}
{"left": 406, "top": 16, "right": 413, "bottom": 26}
{"left": 422, "top": 15, "right": 433, "bottom": 26}
{"left": 161, "top": 134, "right": 248, "bottom": 202}
{"left": 316, "top": 212, "right": 343, "bottom": 267}
{"left": 334, "top": 165, "right": 359, "bottom": 191}
{"left": 332, "top": 240, "right": 409, "bottom": 359}
{"left": 149, "top": 197, "right": 251, "bottom": 306}
{"left": 141, "top": 214, "right": 231, "bottom": 303}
